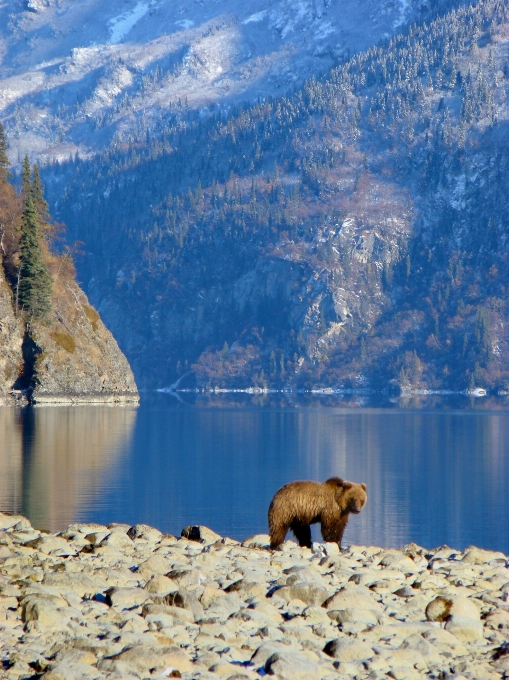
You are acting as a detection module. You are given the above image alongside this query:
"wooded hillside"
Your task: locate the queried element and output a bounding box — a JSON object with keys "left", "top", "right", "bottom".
{"left": 45, "top": 0, "right": 509, "bottom": 393}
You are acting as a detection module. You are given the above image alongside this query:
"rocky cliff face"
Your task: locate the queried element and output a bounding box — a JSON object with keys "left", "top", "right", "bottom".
{"left": 0, "top": 266, "right": 24, "bottom": 400}
{"left": 0, "top": 254, "right": 138, "bottom": 405}
{"left": 100, "top": 212, "right": 407, "bottom": 389}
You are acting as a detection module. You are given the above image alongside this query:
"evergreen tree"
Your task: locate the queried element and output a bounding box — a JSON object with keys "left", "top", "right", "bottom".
{"left": 18, "top": 193, "right": 53, "bottom": 320}
{"left": 31, "top": 163, "right": 50, "bottom": 223}
{"left": 0, "top": 123, "right": 9, "bottom": 181}
{"left": 21, "top": 155, "right": 31, "bottom": 193}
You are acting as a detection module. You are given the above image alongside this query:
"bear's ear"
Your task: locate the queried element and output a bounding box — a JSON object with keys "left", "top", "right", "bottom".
{"left": 361, "top": 483, "right": 367, "bottom": 491}
{"left": 342, "top": 481, "right": 353, "bottom": 490}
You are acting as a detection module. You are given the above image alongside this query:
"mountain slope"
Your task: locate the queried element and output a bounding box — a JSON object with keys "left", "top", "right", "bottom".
{"left": 0, "top": 0, "right": 456, "bottom": 164}
{"left": 45, "top": 0, "right": 509, "bottom": 393}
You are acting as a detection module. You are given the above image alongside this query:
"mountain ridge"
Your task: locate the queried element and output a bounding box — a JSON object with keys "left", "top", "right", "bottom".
{"left": 1, "top": 0, "right": 457, "bottom": 165}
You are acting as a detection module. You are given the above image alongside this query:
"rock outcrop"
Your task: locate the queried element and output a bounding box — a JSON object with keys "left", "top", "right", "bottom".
{"left": 0, "top": 266, "right": 24, "bottom": 400}
{"left": 0, "top": 255, "right": 138, "bottom": 405}
{"left": 0, "top": 513, "right": 508, "bottom": 679}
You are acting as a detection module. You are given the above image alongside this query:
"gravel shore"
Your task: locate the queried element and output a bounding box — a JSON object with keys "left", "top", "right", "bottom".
{"left": 1, "top": 513, "right": 508, "bottom": 680}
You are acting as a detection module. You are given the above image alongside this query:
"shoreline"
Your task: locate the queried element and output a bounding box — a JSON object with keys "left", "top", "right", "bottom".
{"left": 0, "top": 392, "right": 140, "bottom": 407}
{"left": 1, "top": 513, "right": 508, "bottom": 679}
{"left": 0, "top": 385, "right": 497, "bottom": 407}
{"left": 159, "top": 386, "right": 491, "bottom": 398}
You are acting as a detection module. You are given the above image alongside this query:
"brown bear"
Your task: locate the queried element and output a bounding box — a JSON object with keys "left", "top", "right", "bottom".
{"left": 268, "top": 477, "right": 367, "bottom": 550}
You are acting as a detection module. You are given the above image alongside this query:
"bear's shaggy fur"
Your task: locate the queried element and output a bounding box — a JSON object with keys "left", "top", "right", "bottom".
{"left": 268, "top": 477, "right": 367, "bottom": 549}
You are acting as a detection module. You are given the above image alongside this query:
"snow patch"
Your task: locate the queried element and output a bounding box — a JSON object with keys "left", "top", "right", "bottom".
{"left": 109, "top": 2, "right": 149, "bottom": 44}
{"left": 175, "top": 19, "right": 194, "bottom": 29}
{"left": 33, "top": 57, "right": 62, "bottom": 71}
{"left": 450, "top": 174, "right": 467, "bottom": 210}
{"left": 242, "top": 10, "right": 268, "bottom": 25}
{"left": 393, "top": 0, "right": 410, "bottom": 29}
{"left": 315, "top": 21, "right": 334, "bottom": 40}
{"left": 270, "top": 1, "right": 310, "bottom": 40}
{"left": 27, "top": 0, "right": 50, "bottom": 12}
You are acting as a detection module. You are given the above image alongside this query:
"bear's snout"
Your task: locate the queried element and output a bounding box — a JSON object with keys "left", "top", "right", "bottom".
{"left": 349, "top": 499, "right": 365, "bottom": 513}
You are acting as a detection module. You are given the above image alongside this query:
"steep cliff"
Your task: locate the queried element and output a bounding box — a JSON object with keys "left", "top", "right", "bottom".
{"left": 0, "top": 256, "right": 139, "bottom": 404}
{"left": 22, "top": 282, "right": 139, "bottom": 404}
{"left": 0, "top": 153, "right": 138, "bottom": 405}
{"left": 0, "top": 264, "right": 24, "bottom": 401}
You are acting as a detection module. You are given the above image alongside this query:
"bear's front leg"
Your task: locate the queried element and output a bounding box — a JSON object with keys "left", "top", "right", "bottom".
{"left": 321, "top": 513, "right": 349, "bottom": 548}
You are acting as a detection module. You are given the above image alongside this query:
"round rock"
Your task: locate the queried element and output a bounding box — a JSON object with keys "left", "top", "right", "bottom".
{"left": 323, "top": 638, "right": 374, "bottom": 662}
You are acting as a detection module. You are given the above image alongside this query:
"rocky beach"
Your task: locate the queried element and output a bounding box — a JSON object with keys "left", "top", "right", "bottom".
{"left": 0, "top": 513, "right": 508, "bottom": 680}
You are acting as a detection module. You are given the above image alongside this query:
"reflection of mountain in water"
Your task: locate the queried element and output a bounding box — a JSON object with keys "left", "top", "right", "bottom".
{"left": 0, "top": 407, "right": 137, "bottom": 532}
{"left": 293, "top": 410, "right": 509, "bottom": 552}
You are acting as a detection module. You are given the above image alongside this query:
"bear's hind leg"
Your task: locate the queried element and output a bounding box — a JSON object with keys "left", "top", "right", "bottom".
{"left": 269, "top": 523, "right": 289, "bottom": 550}
{"left": 291, "top": 522, "right": 312, "bottom": 549}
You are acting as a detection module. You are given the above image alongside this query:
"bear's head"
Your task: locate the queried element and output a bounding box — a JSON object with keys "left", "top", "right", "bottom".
{"left": 335, "top": 480, "right": 367, "bottom": 514}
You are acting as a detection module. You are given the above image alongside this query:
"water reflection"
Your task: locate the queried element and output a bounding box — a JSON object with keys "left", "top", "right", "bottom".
{"left": 0, "top": 409, "right": 23, "bottom": 516}
{"left": 0, "top": 406, "right": 137, "bottom": 531}
{"left": 0, "top": 400, "right": 508, "bottom": 553}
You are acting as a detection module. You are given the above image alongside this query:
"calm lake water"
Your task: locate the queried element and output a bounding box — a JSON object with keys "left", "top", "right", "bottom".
{"left": 1, "top": 395, "right": 508, "bottom": 553}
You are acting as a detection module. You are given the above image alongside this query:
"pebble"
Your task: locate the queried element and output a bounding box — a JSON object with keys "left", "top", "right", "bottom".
{"left": 0, "top": 514, "right": 508, "bottom": 679}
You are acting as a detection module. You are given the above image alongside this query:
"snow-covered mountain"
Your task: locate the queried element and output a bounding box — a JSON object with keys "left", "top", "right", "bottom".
{"left": 0, "top": 0, "right": 432, "bottom": 163}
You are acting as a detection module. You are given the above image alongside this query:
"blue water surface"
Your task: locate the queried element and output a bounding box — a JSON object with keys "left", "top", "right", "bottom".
{"left": 0, "top": 395, "right": 508, "bottom": 553}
